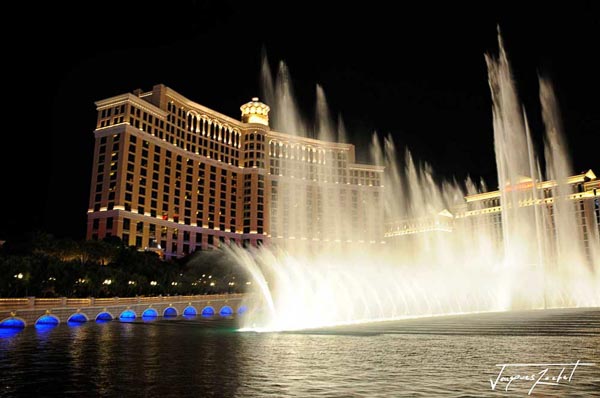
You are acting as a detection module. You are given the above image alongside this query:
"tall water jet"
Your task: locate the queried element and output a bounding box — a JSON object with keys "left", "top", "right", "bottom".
{"left": 260, "top": 48, "right": 275, "bottom": 116}
{"left": 315, "top": 84, "right": 336, "bottom": 142}
{"left": 261, "top": 54, "right": 307, "bottom": 137}
{"left": 337, "top": 114, "right": 348, "bottom": 144}
{"left": 540, "top": 77, "right": 586, "bottom": 269}
{"left": 485, "top": 34, "right": 542, "bottom": 278}
{"left": 236, "top": 31, "right": 600, "bottom": 332}
{"left": 262, "top": 55, "right": 385, "bottom": 254}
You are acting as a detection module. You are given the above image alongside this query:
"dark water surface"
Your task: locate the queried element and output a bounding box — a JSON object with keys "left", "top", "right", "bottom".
{"left": 1, "top": 308, "right": 598, "bottom": 397}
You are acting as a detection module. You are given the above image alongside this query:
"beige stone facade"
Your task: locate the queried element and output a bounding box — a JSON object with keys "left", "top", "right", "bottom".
{"left": 87, "top": 85, "right": 384, "bottom": 258}
{"left": 385, "top": 170, "right": 600, "bottom": 263}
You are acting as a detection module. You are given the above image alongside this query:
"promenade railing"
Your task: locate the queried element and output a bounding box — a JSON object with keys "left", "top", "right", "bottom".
{"left": 0, "top": 294, "right": 244, "bottom": 310}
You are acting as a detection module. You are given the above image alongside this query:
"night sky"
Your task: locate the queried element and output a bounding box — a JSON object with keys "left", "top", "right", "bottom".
{"left": 3, "top": 1, "right": 599, "bottom": 241}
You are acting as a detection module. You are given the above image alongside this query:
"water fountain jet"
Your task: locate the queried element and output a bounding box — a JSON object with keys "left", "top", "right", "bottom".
{"left": 234, "top": 31, "right": 600, "bottom": 332}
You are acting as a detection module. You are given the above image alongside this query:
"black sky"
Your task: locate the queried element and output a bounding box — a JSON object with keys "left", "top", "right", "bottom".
{"left": 3, "top": 1, "right": 599, "bottom": 241}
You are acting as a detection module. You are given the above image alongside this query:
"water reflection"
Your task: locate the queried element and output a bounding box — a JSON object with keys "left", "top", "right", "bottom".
{"left": 119, "top": 310, "right": 136, "bottom": 321}
{"left": 35, "top": 323, "right": 58, "bottom": 333}
{"left": 0, "top": 309, "right": 597, "bottom": 397}
{"left": 0, "top": 328, "right": 22, "bottom": 339}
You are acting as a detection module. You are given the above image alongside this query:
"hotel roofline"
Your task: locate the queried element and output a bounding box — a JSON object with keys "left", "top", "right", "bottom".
{"left": 465, "top": 169, "right": 597, "bottom": 202}
{"left": 95, "top": 85, "right": 382, "bottom": 172}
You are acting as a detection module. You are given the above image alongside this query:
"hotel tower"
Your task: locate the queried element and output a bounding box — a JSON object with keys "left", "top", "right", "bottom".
{"left": 87, "top": 84, "right": 384, "bottom": 258}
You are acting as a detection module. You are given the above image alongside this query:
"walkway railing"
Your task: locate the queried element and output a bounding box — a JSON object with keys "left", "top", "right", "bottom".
{"left": 0, "top": 294, "right": 244, "bottom": 310}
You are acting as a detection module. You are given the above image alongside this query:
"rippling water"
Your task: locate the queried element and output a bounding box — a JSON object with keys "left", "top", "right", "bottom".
{"left": 1, "top": 308, "right": 598, "bottom": 397}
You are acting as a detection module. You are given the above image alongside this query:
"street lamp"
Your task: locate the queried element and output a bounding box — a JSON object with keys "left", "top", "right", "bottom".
{"left": 102, "top": 279, "right": 112, "bottom": 285}
{"left": 13, "top": 273, "right": 25, "bottom": 297}
{"left": 150, "top": 281, "right": 157, "bottom": 286}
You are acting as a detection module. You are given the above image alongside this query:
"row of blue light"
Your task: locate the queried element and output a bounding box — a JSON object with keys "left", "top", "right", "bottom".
{"left": 0, "top": 305, "right": 248, "bottom": 338}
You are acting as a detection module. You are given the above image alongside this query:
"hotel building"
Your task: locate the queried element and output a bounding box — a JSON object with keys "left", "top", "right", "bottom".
{"left": 385, "top": 170, "right": 600, "bottom": 263}
{"left": 87, "top": 84, "right": 384, "bottom": 258}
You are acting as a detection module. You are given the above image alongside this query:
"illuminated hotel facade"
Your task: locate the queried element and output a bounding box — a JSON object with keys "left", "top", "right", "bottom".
{"left": 87, "top": 84, "right": 383, "bottom": 258}
{"left": 385, "top": 170, "right": 600, "bottom": 262}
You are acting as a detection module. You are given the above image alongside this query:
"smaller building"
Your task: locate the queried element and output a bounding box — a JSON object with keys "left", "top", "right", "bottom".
{"left": 385, "top": 170, "right": 600, "bottom": 265}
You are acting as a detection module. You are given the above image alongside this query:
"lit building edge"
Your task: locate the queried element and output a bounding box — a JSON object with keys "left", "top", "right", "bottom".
{"left": 87, "top": 84, "right": 384, "bottom": 258}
